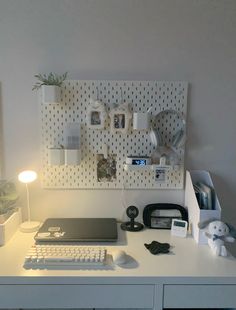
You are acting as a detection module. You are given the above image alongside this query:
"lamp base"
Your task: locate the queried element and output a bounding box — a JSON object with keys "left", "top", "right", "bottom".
{"left": 20, "top": 221, "right": 41, "bottom": 233}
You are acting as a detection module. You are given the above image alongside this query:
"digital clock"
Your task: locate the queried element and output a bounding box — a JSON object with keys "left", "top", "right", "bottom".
{"left": 126, "top": 156, "right": 151, "bottom": 166}
{"left": 132, "top": 159, "right": 147, "bottom": 166}
{"left": 171, "top": 219, "right": 188, "bottom": 237}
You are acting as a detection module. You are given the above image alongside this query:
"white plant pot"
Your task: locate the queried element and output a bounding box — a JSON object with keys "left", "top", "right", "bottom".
{"left": 65, "top": 149, "right": 81, "bottom": 165}
{"left": 133, "top": 112, "right": 150, "bottom": 130}
{"left": 42, "top": 85, "right": 61, "bottom": 104}
{"left": 49, "top": 148, "right": 65, "bottom": 165}
{"left": 0, "top": 209, "right": 21, "bottom": 246}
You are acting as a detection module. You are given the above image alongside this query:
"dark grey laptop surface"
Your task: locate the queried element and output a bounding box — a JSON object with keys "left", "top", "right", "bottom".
{"left": 34, "top": 218, "right": 118, "bottom": 242}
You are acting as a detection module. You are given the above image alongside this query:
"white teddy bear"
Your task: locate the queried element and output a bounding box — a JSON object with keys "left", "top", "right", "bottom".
{"left": 198, "top": 220, "right": 235, "bottom": 256}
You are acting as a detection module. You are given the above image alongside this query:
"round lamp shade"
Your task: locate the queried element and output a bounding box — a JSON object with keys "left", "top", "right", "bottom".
{"left": 18, "top": 170, "right": 37, "bottom": 184}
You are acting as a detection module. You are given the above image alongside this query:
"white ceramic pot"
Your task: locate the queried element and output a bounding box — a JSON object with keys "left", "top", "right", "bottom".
{"left": 65, "top": 149, "right": 81, "bottom": 165}
{"left": 42, "top": 85, "right": 61, "bottom": 104}
{"left": 133, "top": 112, "right": 150, "bottom": 130}
{"left": 49, "top": 148, "right": 64, "bottom": 165}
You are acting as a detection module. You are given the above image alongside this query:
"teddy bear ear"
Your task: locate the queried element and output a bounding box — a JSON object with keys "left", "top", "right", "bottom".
{"left": 198, "top": 219, "right": 218, "bottom": 229}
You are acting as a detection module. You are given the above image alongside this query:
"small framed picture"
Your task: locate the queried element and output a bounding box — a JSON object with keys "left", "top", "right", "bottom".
{"left": 114, "top": 114, "right": 125, "bottom": 129}
{"left": 91, "top": 111, "right": 101, "bottom": 125}
{"left": 87, "top": 99, "right": 107, "bottom": 129}
{"left": 109, "top": 103, "right": 132, "bottom": 133}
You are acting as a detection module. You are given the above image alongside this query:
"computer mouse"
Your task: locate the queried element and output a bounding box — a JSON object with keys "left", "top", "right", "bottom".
{"left": 112, "top": 250, "right": 127, "bottom": 265}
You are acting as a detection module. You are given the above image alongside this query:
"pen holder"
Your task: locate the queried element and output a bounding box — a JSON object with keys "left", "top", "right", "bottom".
{"left": 48, "top": 148, "right": 65, "bottom": 165}
{"left": 65, "top": 149, "right": 81, "bottom": 165}
{"left": 133, "top": 112, "right": 150, "bottom": 130}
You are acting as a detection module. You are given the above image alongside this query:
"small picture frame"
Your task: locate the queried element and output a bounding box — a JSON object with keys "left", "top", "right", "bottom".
{"left": 109, "top": 103, "right": 132, "bottom": 133}
{"left": 87, "top": 99, "right": 107, "bottom": 129}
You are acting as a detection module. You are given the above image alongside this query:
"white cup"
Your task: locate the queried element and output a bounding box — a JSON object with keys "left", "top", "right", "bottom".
{"left": 133, "top": 112, "right": 150, "bottom": 130}
{"left": 49, "top": 148, "right": 64, "bottom": 165}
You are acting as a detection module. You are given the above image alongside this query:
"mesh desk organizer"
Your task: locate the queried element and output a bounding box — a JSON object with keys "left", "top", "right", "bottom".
{"left": 40, "top": 80, "right": 188, "bottom": 189}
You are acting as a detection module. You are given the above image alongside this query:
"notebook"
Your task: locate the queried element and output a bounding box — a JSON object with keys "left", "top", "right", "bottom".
{"left": 34, "top": 218, "right": 118, "bottom": 242}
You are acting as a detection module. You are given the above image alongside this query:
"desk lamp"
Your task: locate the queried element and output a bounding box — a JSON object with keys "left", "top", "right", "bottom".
{"left": 18, "top": 170, "right": 40, "bottom": 232}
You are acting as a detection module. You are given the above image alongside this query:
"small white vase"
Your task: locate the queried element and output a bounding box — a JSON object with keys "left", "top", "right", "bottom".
{"left": 65, "top": 149, "right": 81, "bottom": 165}
{"left": 49, "top": 148, "right": 64, "bottom": 165}
{"left": 133, "top": 112, "right": 150, "bottom": 130}
{"left": 42, "top": 85, "right": 61, "bottom": 104}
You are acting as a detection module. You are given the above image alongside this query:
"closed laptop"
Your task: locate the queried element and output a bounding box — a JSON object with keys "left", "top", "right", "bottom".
{"left": 34, "top": 218, "right": 118, "bottom": 242}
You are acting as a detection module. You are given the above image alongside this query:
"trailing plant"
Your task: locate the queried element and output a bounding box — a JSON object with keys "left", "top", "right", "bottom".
{"left": 32, "top": 72, "right": 68, "bottom": 91}
{"left": 0, "top": 181, "right": 18, "bottom": 215}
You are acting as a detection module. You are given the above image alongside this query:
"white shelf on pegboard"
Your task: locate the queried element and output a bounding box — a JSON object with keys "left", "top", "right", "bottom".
{"left": 124, "top": 164, "right": 173, "bottom": 172}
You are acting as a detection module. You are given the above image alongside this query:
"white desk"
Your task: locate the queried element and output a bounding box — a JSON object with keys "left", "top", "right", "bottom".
{"left": 1, "top": 227, "right": 236, "bottom": 309}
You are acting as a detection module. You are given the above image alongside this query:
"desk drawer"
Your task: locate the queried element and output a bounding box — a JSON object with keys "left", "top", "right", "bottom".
{"left": 0, "top": 284, "right": 154, "bottom": 308}
{"left": 164, "top": 284, "right": 236, "bottom": 308}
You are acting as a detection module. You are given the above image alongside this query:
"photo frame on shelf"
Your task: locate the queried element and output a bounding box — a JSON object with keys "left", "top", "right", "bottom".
{"left": 109, "top": 102, "right": 132, "bottom": 134}
{"left": 87, "top": 99, "right": 107, "bottom": 129}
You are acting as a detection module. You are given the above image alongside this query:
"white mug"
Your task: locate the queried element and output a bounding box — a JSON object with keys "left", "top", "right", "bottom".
{"left": 133, "top": 112, "right": 150, "bottom": 130}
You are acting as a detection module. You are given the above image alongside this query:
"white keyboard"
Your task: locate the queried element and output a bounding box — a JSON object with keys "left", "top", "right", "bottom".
{"left": 24, "top": 244, "right": 107, "bottom": 267}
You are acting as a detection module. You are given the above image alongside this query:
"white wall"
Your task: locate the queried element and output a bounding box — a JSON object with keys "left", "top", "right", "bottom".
{"left": 0, "top": 0, "right": 236, "bottom": 236}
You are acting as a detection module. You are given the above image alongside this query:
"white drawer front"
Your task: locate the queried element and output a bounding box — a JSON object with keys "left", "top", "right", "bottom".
{"left": 164, "top": 284, "right": 236, "bottom": 308}
{"left": 0, "top": 284, "right": 154, "bottom": 308}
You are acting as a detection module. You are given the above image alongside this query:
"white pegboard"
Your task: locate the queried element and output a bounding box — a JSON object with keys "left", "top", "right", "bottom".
{"left": 40, "top": 80, "right": 188, "bottom": 189}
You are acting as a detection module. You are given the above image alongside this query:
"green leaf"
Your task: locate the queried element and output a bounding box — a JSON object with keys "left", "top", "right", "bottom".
{"left": 32, "top": 72, "right": 68, "bottom": 90}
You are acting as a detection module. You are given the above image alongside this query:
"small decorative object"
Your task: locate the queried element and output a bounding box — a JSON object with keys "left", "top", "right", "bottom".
{"left": 198, "top": 220, "right": 235, "bottom": 256}
{"left": 32, "top": 72, "right": 68, "bottom": 104}
{"left": 49, "top": 147, "right": 65, "bottom": 165}
{"left": 18, "top": 170, "right": 40, "bottom": 233}
{"left": 87, "top": 98, "right": 107, "bottom": 129}
{"left": 109, "top": 102, "right": 132, "bottom": 133}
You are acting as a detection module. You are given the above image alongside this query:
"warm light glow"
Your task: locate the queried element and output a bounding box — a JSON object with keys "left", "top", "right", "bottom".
{"left": 18, "top": 170, "right": 37, "bottom": 184}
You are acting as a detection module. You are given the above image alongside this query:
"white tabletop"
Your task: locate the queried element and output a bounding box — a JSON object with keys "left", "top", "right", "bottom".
{"left": 1, "top": 226, "right": 236, "bottom": 285}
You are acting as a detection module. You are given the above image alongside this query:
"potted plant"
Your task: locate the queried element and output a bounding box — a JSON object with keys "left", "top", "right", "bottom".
{"left": 32, "top": 72, "right": 68, "bottom": 104}
{"left": 0, "top": 180, "right": 21, "bottom": 245}
{"left": 0, "top": 181, "right": 18, "bottom": 224}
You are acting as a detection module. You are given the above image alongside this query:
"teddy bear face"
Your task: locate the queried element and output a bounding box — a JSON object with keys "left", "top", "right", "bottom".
{"left": 208, "top": 221, "right": 229, "bottom": 237}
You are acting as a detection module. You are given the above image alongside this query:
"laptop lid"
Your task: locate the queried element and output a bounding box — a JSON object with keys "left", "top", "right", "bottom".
{"left": 34, "top": 218, "right": 118, "bottom": 242}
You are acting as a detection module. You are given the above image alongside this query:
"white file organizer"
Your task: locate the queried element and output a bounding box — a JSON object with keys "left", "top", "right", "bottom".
{"left": 185, "top": 170, "right": 221, "bottom": 244}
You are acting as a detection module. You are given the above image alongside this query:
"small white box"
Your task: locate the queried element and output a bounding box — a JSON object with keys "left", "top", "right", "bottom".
{"left": 49, "top": 148, "right": 65, "bottom": 165}
{"left": 185, "top": 170, "right": 221, "bottom": 244}
{"left": 133, "top": 112, "right": 150, "bottom": 130}
{"left": 0, "top": 210, "right": 21, "bottom": 246}
{"left": 65, "top": 149, "right": 81, "bottom": 165}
